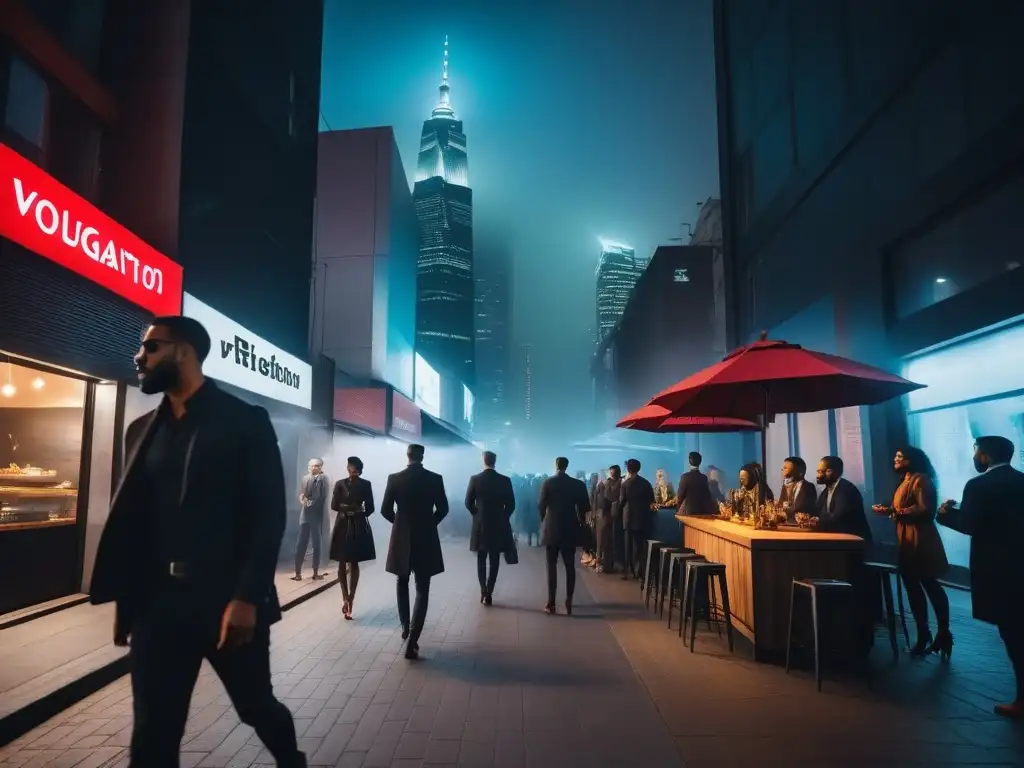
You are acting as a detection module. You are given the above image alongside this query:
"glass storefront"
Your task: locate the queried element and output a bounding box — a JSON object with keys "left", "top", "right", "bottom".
{"left": 0, "top": 356, "right": 87, "bottom": 614}
{"left": 902, "top": 318, "right": 1024, "bottom": 568}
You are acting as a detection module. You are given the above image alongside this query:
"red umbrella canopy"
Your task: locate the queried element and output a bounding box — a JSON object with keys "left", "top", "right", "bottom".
{"left": 649, "top": 336, "right": 925, "bottom": 419}
{"left": 617, "top": 404, "right": 761, "bottom": 433}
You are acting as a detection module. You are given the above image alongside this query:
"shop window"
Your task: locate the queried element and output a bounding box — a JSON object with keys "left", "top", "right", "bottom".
{"left": 4, "top": 56, "right": 48, "bottom": 148}
{"left": 0, "top": 359, "right": 85, "bottom": 532}
{"left": 903, "top": 322, "right": 1024, "bottom": 568}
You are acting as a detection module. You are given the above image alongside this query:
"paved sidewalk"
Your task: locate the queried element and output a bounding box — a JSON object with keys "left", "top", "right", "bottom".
{"left": 1, "top": 542, "right": 1022, "bottom": 767}
{"left": 0, "top": 560, "right": 338, "bottom": 741}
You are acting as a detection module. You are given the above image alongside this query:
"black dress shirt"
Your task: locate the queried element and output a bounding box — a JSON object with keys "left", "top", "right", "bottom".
{"left": 142, "top": 387, "right": 204, "bottom": 574}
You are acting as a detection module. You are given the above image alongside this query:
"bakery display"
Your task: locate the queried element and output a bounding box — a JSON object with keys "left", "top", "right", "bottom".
{"left": 0, "top": 463, "right": 78, "bottom": 529}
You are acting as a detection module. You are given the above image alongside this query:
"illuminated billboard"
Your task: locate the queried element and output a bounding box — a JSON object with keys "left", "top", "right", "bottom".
{"left": 414, "top": 353, "right": 441, "bottom": 418}
{"left": 463, "top": 384, "right": 474, "bottom": 424}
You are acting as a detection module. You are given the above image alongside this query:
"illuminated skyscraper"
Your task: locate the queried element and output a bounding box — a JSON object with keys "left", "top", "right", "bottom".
{"left": 414, "top": 37, "right": 474, "bottom": 384}
{"left": 595, "top": 239, "right": 637, "bottom": 342}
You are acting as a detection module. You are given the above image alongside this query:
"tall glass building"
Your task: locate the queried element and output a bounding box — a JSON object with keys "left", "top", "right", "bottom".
{"left": 595, "top": 240, "right": 637, "bottom": 342}
{"left": 413, "top": 38, "right": 475, "bottom": 384}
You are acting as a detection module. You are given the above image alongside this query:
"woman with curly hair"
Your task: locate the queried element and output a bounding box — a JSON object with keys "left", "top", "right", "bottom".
{"left": 873, "top": 446, "right": 951, "bottom": 658}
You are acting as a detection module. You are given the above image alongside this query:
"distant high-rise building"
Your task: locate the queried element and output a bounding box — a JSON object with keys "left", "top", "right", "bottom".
{"left": 474, "top": 249, "right": 512, "bottom": 432}
{"left": 413, "top": 37, "right": 474, "bottom": 384}
{"left": 595, "top": 239, "right": 637, "bottom": 342}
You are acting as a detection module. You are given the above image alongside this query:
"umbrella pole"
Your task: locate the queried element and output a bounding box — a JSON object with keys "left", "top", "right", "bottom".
{"left": 761, "top": 386, "right": 770, "bottom": 470}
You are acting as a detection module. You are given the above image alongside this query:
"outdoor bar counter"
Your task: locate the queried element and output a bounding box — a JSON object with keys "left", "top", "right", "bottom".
{"left": 676, "top": 514, "right": 865, "bottom": 662}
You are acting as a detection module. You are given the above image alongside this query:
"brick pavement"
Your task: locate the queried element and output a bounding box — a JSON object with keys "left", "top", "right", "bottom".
{"left": 1, "top": 541, "right": 1022, "bottom": 767}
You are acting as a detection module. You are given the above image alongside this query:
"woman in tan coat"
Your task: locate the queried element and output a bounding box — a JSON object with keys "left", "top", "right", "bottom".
{"left": 873, "top": 446, "right": 952, "bottom": 659}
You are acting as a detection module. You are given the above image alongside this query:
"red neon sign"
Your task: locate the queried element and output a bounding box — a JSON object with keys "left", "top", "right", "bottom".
{"left": 0, "top": 143, "right": 183, "bottom": 315}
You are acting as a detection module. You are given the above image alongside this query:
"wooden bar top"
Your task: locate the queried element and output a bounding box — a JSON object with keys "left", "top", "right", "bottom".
{"left": 676, "top": 514, "right": 864, "bottom": 551}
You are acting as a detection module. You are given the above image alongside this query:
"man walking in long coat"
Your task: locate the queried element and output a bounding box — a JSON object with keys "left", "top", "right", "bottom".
{"left": 465, "top": 450, "right": 516, "bottom": 605}
{"left": 381, "top": 443, "right": 449, "bottom": 659}
{"left": 538, "top": 457, "right": 591, "bottom": 614}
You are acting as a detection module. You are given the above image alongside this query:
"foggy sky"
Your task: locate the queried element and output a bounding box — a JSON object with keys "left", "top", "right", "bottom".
{"left": 321, "top": 0, "right": 720, "bottom": 442}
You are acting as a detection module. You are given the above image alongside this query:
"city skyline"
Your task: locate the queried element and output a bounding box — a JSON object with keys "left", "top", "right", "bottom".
{"left": 320, "top": 1, "right": 719, "bottom": 440}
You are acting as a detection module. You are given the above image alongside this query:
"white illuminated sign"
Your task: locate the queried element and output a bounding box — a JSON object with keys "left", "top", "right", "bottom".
{"left": 673, "top": 268, "right": 690, "bottom": 282}
{"left": 463, "top": 384, "right": 474, "bottom": 424}
{"left": 414, "top": 353, "right": 441, "bottom": 418}
{"left": 182, "top": 292, "right": 313, "bottom": 409}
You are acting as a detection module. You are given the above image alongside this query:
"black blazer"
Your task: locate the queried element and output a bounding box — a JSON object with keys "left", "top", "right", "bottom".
{"left": 676, "top": 469, "right": 717, "bottom": 516}
{"left": 465, "top": 468, "right": 516, "bottom": 554}
{"left": 381, "top": 463, "right": 448, "bottom": 577}
{"left": 940, "top": 465, "right": 1024, "bottom": 626}
{"left": 90, "top": 381, "right": 287, "bottom": 629}
{"left": 815, "top": 478, "right": 872, "bottom": 542}
{"left": 620, "top": 474, "right": 656, "bottom": 532}
{"left": 538, "top": 472, "right": 590, "bottom": 548}
{"left": 780, "top": 479, "right": 817, "bottom": 519}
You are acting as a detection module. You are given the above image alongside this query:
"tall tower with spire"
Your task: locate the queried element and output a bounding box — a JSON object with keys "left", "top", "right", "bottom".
{"left": 413, "top": 37, "right": 475, "bottom": 388}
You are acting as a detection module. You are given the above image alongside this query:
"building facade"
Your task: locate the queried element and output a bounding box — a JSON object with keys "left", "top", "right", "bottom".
{"left": 413, "top": 38, "right": 475, "bottom": 385}
{"left": 595, "top": 240, "right": 637, "bottom": 344}
{"left": 714, "top": 0, "right": 1024, "bottom": 570}
{"left": 473, "top": 243, "right": 512, "bottom": 436}
{"left": 313, "top": 127, "right": 418, "bottom": 399}
{"left": 0, "top": 0, "right": 327, "bottom": 615}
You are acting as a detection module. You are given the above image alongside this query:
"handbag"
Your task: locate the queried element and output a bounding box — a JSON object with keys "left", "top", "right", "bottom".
{"left": 504, "top": 539, "right": 519, "bottom": 565}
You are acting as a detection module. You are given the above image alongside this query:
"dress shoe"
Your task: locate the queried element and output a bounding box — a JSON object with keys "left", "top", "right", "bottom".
{"left": 484, "top": 594, "right": 493, "bottom": 606}
{"left": 544, "top": 604, "right": 556, "bottom": 614}
{"left": 405, "top": 642, "right": 420, "bottom": 660}
{"left": 401, "top": 625, "right": 410, "bottom": 640}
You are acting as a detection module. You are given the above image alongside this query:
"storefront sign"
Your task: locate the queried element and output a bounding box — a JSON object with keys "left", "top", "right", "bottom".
{"left": 414, "top": 353, "right": 441, "bottom": 418}
{"left": 334, "top": 388, "right": 387, "bottom": 432}
{"left": 390, "top": 390, "right": 422, "bottom": 440}
{"left": 182, "top": 293, "right": 312, "bottom": 409}
{"left": 0, "top": 143, "right": 183, "bottom": 315}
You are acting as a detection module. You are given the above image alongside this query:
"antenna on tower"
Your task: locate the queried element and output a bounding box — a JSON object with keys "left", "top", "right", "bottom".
{"left": 442, "top": 36, "right": 449, "bottom": 84}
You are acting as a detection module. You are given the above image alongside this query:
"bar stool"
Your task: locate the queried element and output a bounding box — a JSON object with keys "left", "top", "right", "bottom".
{"left": 666, "top": 551, "right": 702, "bottom": 629}
{"left": 864, "top": 561, "right": 910, "bottom": 656}
{"left": 641, "top": 540, "right": 665, "bottom": 605}
{"left": 684, "top": 561, "right": 734, "bottom": 654}
{"left": 655, "top": 546, "right": 685, "bottom": 616}
{"left": 678, "top": 557, "right": 708, "bottom": 639}
{"left": 785, "top": 578, "right": 855, "bottom": 692}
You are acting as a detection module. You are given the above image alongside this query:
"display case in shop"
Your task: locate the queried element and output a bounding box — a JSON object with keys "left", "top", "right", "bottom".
{"left": 0, "top": 462, "right": 78, "bottom": 531}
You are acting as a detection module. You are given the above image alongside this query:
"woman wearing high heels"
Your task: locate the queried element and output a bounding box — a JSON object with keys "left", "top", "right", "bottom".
{"left": 329, "top": 457, "right": 376, "bottom": 620}
{"left": 872, "top": 446, "right": 952, "bottom": 659}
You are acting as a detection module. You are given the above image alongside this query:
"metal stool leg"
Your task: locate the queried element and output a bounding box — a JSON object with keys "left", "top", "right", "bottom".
{"left": 895, "top": 572, "right": 910, "bottom": 649}
{"left": 666, "top": 558, "right": 677, "bottom": 628}
{"left": 880, "top": 572, "right": 898, "bottom": 661}
{"left": 687, "top": 571, "right": 701, "bottom": 653}
{"left": 811, "top": 588, "right": 822, "bottom": 693}
{"left": 709, "top": 576, "right": 721, "bottom": 637}
{"left": 785, "top": 580, "right": 796, "bottom": 674}
{"left": 677, "top": 560, "right": 688, "bottom": 639}
{"left": 718, "top": 573, "right": 734, "bottom": 653}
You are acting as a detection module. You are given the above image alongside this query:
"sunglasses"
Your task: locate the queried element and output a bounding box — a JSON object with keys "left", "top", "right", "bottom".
{"left": 140, "top": 338, "right": 175, "bottom": 354}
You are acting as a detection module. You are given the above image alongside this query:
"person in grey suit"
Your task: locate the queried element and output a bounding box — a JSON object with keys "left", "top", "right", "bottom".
{"left": 381, "top": 443, "right": 449, "bottom": 660}
{"left": 466, "top": 451, "right": 516, "bottom": 605}
{"left": 293, "top": 458, "right": 330, "bottom": 581}
{"left": 538, "top": 457, "right": 591, "bottom": 614}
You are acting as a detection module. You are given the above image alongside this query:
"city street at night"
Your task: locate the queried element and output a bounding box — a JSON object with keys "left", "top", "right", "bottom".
{"left": 1, "top": 541, "right": 1020, "bottom": 767}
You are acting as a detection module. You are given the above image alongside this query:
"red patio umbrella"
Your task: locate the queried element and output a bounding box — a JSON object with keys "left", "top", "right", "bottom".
{"left": 648, "top": 333, "right": 925, "bottom": 467}
{"left": 617, "top": 404, "right": 761, "bottom": 434}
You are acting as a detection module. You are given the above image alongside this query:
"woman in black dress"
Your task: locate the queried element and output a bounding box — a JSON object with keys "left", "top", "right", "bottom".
{"left": 329, "top": 456, "right": 376, "bottom": 619}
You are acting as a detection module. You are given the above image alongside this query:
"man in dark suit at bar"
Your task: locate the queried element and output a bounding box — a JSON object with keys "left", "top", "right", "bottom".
{"left": 90, "top": 316, "right": 304, "bottom": 768}
{"left": 939, "top": 436, "right": 1024, "bottom": 720}
{"left": 677, "top": 451, "right": 717, "bottom": 516}
{"left": 780, "top": 456, "right": 817, "bottom": 521}
{"left": 814, "top": 455, "right": 873, "bottom": 658}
